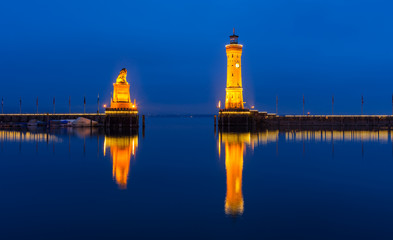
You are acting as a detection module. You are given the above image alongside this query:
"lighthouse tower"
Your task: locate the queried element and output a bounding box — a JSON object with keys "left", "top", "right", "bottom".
{"left": 225, "top": 29, "right": 245, "bottom": 110}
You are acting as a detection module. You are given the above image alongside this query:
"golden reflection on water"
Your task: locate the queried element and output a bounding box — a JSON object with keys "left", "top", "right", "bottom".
{"left": 0, "top": 130, "right": 61, "bottom": 142}
{"left": 219, "top": 132, "right": 272, "bottom": 216}
{"left": 104, "top": 134, "right": 138, "bottom": 189}
{"left": 285, "top": 130, "right": 390, "bottom": 143}
{"left": 218, "top": 129, "right": 392, "bottom": 216}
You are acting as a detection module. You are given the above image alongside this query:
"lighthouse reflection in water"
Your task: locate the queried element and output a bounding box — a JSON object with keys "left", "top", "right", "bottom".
{"left": 218, "top": 131, "right": 278, "bottom": 216}
{"left": 104, "top": 133, "right": 138, "bottom": 189}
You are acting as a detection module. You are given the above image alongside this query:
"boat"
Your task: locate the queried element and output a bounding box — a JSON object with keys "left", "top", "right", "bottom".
{"left": 72, "top": 117, "right": 98, "bottom": 127}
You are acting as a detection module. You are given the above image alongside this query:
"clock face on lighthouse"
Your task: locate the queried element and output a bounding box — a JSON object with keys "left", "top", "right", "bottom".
{"left": 235, "top": 63, "right": 240, "bottom": 68}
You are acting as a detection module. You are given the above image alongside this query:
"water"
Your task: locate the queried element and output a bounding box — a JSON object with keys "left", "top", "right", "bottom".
{"left": 1, "top": 117, "right": 393, "bottom": 239}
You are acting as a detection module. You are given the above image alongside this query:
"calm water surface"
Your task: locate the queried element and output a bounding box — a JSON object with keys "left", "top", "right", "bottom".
{"left": 1, "top": 117, "right": 393, "bottom": 239}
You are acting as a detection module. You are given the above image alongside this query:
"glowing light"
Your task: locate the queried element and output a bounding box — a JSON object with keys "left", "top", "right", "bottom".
{"left": 104, "top": 135, "right": 139, "bottom": 189}
{"left": 103, "top": 104, "right": 107, "bottom": 108}
{"left": 217, "top": 101, "right": 221, "bottom": 109}
{"left": 109, "top": 68, "right": 136, "bottom": 110}
{"left": 285, "top": 130, "right": 390, "bottom": 143}
{"left": 225, "top": 32, "right": 244, "bottom": 110}
{"left": 0, "top": 130, "right": 61, "bottom": 142}
{"left": 219, "top": 131, "right": 279, "bottom": 216}
{"left": 219, "top": 111, "right": 250, "bottom": 115}
{"left": 105, "top": 110, "right": 138, "bottom": 115}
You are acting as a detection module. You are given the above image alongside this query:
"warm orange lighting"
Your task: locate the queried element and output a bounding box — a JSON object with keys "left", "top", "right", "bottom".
{"left": 217, "top": 101, "right": 221, "bottom": 109}
{"left": 103, "top": 104, "right": 107, "bottom": 108}
{"left": 224, "top": 139, "right": 244, "bottom": 215}
{"left": 0, "top": 130, "right": 61, "bottom": 143}
{"left": 220, "top": 133, "right": 249, "bottom": 215}
{"left": 251, "top": 106, "right": 255, "bottom": 109}
{"left": 225, "top": 31, "right": 244, "bottom": 110}
{"left": 219, "top": 131, "right": 279, "bottom": 216}
{"left": 104, "top": 135, "right": 138, "bottom": 189}
{"left": 110, "top": 68, "right": 135, "bottom": 109}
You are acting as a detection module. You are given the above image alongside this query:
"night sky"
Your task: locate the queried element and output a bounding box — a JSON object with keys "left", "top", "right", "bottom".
{"left": 1, "top": 0, "right": 392, "bottom": 115}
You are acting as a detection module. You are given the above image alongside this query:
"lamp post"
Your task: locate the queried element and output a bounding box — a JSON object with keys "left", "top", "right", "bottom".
{"left": 302, "top": 95, "right": 305, "bottom": 116}
{"left": 1, "top": 97, "right": 3, "bottom": 114}
{"left": 19, "top": 97, "right": 22, "bottom": 114}
{"left": 97, "top": 94, "right": 99, "bottom": 114}
{"left": 332, "top": 95, "right": 334, "bottom": 115}
{"left": 276, "top": 96, "right": 278, "bottom": 114}
{"left": 361, "top": 95, "right": 364, "bottom": 115}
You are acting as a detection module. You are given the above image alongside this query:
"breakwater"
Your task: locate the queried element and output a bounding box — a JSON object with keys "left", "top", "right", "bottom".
{"left": 0, "top": 113, "right": 139, "bottom": 128}
{"left": 218, "top": 111, "right": 393, "bottom": 130}
{"left": 0, "top": 113, "right": 104, "bottom": 124}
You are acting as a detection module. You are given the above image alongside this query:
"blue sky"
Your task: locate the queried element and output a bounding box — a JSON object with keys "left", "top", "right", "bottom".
{"left": 0, "top": 0, "right": 392, "bottom": 114}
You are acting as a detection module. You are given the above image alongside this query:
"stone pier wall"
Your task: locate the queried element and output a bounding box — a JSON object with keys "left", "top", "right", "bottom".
{"left": 0, "top": 113, "right": 105, "bottom": 125}
{"left": 104, "top": 114, "right": 139, "bottom": 129}
{"left": 219, "top": 111, "right": 393, "bottom": 130}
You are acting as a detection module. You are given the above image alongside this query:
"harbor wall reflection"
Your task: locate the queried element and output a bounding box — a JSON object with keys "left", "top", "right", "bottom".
{"left": 217, "top": 129, "right": 392, "bottom": 216}
{"left": 285, "top": 130, "right": 391, "bottom": 143}
{"left": 0, "top": 130, "right": 61, "bottom": 143}
{"left": 104, "top": 134, "right": 138, "bottom": 189}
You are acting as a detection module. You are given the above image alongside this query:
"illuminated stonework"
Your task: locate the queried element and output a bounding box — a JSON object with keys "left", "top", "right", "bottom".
{"left": 110, "top": 68, "right": 136, "bottom": 110}
{"left": 104, "top": 135, "right": 138, "bottom": 189}
{"left": 225, "top": 30, "right": 244, "bottom": 110}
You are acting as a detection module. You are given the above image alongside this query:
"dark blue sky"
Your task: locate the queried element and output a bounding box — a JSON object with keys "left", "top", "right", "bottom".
{"left": 1, "top": 0, "right": 392, "bottom": 114}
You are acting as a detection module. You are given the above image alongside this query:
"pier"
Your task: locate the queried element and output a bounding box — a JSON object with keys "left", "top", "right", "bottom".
{"left": 217, "top": 31, "right": 393, "bottom": 131}
{"left": 218, "top": 111, "right": 393, "bottom": 131}
{"left": 0, "top": 113, "right": 104, "bottom": 127}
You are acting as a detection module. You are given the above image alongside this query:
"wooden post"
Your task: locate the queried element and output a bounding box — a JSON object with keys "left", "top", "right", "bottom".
{"left": 142, "top": 115, "right": 145, "bottom": 138}
{"left": 276, "top": 95, "right": 278, "bottom": 114}
{"left": 332, "top": 95, "right": 334, "bottom": 115}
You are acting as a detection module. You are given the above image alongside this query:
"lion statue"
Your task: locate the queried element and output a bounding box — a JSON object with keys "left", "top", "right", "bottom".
{"left": 116, "top": 68, "right": 128, "bottom": 83}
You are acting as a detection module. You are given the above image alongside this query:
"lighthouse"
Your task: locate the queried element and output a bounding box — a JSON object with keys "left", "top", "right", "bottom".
{"left": 218, "top": 29, "right": 251, "bottom": 130}
{"left": 225, "top": 29, "right": 245, "bottom": 110}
